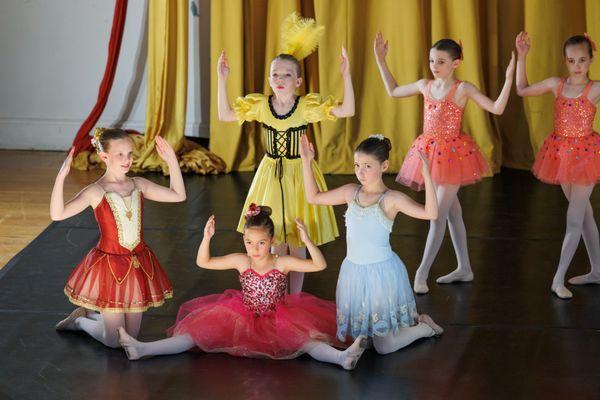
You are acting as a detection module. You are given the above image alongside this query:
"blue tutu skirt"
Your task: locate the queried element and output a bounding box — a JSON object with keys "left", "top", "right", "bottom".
{"left": 336, "top": 253, "right": 417, "bottom": 340}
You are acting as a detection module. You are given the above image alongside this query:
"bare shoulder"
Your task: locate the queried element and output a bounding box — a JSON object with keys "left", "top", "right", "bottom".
{"left": 547, "top": 76, "right": 562, "bottom": 85}
{"left": 79, "top": 182, "right": 105, "bottom": 206}
{"left": 458, "top": 81, "right": 477, "bottom": 93}
{"left": 132, "top": 176, "right": 150, "bottom": 189}
{"left": 588, "top": 80, "right": 600, "bottom": 102}
{"left": 416, "top": 79, "right": 430, "bottom": 93}
{"left": 341, "top": 183, "right": 360, "bottom": 192}
{"left": 546, "top": 76, "right": 562, "bottom": 88}
{"left": 231, "top": 253, "right": 252, "bottom": 271}
{"left": 275, "top": 254, "right": 294, "bottom": 268}
{"left": 341, "top": 183, "right": 360, "bottom": 201}
{"left": 384, "top": 189, "right": 412, "bottom": 203}
{"left": 84, "top": 182, "right": 105, "bottom": 199}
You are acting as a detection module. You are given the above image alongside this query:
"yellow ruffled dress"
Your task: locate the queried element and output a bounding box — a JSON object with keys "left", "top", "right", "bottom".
{"left": 234, "top": 93, "right": 339, "bottom": 248}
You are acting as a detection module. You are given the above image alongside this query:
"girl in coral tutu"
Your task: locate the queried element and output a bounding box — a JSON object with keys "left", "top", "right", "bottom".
{"left": 301, "top": 135, "right": 443, "bottom": 355}
{"left": 217, "top": 12, "right": 355, "bottom": 294}
{"left": 52, "top": 128, "right": 186, "bottom": 348}
{"left": 516, "top": 32, "right": 600, "bottom": 299}
{"left": 374, "top": 33, "right": 515, "bottom": 294}
{"left": 118, "top": 207, "right": 367, "bottom": 370}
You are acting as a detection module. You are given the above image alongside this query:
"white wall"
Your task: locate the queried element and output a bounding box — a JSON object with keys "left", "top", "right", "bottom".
{"left": 0, "top": 0, "right": 210, "bottom": 151}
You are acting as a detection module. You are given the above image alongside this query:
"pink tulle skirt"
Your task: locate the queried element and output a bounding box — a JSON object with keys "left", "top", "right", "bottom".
{"left": 396, "top": 132, "right": 490, "bottom": 191}
{"left": 167, "top": 290, "right": 345, "bottom": 359}
{"left": 532, "top": 132, "right": 600, "bottom": 186}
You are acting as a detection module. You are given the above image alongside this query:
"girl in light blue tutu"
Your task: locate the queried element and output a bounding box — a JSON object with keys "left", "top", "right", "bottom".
{"left": 300, "top": 134, "right": 442, "bottom": 354}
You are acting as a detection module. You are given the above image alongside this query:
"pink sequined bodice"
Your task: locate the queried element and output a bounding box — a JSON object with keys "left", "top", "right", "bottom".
{"left": 239, "top": 269, "right": 287, "bottom": 315}
{"left": 422, "top": 81, "right": 464, "bottom": 139}
{"left": 554, "top": 79, "right": 596, "bottom": 138}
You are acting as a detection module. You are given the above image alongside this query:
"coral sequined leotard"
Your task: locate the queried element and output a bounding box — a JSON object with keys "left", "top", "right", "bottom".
{"left": 396, "top": 80, "right": 490, "bottom": 191}
{"left": 532, "top": 78, "right": 600, "bottom": 185}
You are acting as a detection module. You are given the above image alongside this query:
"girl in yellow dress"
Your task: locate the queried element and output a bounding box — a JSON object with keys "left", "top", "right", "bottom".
{"left": 216, "top": 13, "right": 355, "bottom": 293}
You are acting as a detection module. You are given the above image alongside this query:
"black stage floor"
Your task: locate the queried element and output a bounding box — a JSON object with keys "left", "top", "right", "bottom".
{"left": 1, "top": 169, "right": 599, "bottom": 400}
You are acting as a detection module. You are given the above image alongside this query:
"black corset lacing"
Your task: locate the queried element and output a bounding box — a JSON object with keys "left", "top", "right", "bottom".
{"left": 262, "top": 123, "right": 308, "bottom": 244}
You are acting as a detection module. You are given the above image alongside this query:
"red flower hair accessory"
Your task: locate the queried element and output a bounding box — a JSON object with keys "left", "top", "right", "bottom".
{"left": 245, "top": 203, "right": 261, "bottom": 219}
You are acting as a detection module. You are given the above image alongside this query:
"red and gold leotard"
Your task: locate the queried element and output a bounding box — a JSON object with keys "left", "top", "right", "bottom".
{"left": 64, "top": 185, "right": 172, "bottom": 313}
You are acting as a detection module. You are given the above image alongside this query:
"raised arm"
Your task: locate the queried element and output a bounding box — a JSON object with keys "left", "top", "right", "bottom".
{"left": 460, "top": 52, "right": 515, "bottom": 115}
{"left": 196, "top": 215, "right": 246, "bottom": 270}
{"left": 217, "top": 50, "right": 237, "bottom": 122}
{"left": 278, "top": 219, "right": 327, "bottom": 273}
{"left": 373, "top": 32, "right": 426, "bottom": 98}
{"left": 390, "top": 152, "right": 438, "bottom": 220}
{"left": 50, "top": 148, "right": 97, "bottom": 221}
{"left": 515, "top": 32, "right": 559, "bottom": 97}
{"left": 299, "top": 134, "right": 354, "bottom": 206}
{"left": 134, "top": 136, "right": 186, "bottom": 202}
{"left": 331, "top": 46, "right": 355, "bottom": 118}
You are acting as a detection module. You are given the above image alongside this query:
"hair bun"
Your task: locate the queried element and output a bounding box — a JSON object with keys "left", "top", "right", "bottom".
{"left": 382, "top": 137, "right": 392, "bottom": 152}
{"left": 368, "top": 134, "right": 392, "bottom": 152}
{"left": 245, "top": 204, "right": 273, "bottom": 219}
{"left": 258, "top": 205, "right": 272, "bottom": 216}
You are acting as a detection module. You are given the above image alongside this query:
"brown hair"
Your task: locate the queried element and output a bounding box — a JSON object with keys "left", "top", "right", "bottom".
{"left": 563, "top": 35, "right": 594, "bottom": 58}
{"left": 243, "top": 204, "right": 275, "bottom": 237}
{"left": 92, "top": 128, "right": 130, "bottom": 153}
{"left": 431, "top": 39, "right": 463, "bottom": 61}
{"left": 355, "top": 135, "right": 392, "bottom": 162}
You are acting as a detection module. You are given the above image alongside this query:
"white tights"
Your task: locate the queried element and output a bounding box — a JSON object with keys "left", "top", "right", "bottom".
{"left": 74, "top": 311, "right": 142, "bottom": 348}
{"left": 119, "top": 330, "right": 367, "bottom": 369}
{"left": 552, "top": 184, "right": 600, "bottom": 298}
{"left": 372, "top": 323, "right": 435, "bottom": 355}
{"left": 414, "top": 185, "right": 473, "bottom": 294}
{"left": 273, "top": 243, "right": 307, "bottom": 294}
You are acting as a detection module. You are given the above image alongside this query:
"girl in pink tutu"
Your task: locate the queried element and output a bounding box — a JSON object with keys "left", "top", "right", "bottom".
{"left": 516, "top": 32, "right": 600, "bottom": 299}
{"left": 118, "top": 206, "right": 367, "bottom": 370}
{"left": 374, "top": 33, "right": 515, "bottom": 293}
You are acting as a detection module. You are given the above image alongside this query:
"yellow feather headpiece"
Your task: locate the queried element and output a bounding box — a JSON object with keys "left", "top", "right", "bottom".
{"left": 280, "top": 12, "right": 324, "bottom": 61}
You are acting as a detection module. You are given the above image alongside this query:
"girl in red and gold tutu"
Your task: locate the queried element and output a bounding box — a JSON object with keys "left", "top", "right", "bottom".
{"left": 52, "top": 128, "right": 186, "bottom": 348}
{"left": 118, "top": 206, "right": 367, "bottom": 370}
{"left": 374, "top": 33, "right": 515, "bottom": 294}
{"left": 516, "top": 32, "right": 600, "bottom": 299}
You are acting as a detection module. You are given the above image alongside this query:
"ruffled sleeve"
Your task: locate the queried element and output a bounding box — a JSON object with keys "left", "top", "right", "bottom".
{"left": 233, "top": 94, "right": 266, "bottom": 125}
{"left": 302, "top": 93, "right": 338, "bottom": 123}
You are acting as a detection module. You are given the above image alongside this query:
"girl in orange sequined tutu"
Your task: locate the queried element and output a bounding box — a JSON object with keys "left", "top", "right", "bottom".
{"left": 516, "top": 32, "right": 600, "bottom": 299}
{"left": 51, "top": 129, "right": 186, "bottom": 348}
{"left": 118, "top": 207, "right": 367, "bottom": 370}
{"left": 374, "top": 33, "right": 515, "bottom": 293}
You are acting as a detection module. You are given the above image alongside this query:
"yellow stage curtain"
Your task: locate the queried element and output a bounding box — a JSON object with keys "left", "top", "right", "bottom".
{"left": 77, "top": 0, "right": 226, "bottom": 174}
{"left": 133, "top": 0, "right": 188, "bottom": 173}
{"left": 133, "top": 0, "right": 226, "bottom": 175}
{"left": 210, "top": 0, "right": 599, "bottom": 174}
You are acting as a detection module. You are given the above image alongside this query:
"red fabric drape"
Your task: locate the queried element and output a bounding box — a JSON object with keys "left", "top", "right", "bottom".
{"left": 72, "top": 0, "right": 128, "bottom": 153}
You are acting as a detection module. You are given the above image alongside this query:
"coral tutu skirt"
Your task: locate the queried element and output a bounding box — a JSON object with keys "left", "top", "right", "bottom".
{"left": 168, "top": 290, "right": 344, "bottom": 359}
{"left": 532, "top": 132, "right": 600, "bottom": 185}
{"left": 396, "top": 132, "right": 490, "bottom": 191}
